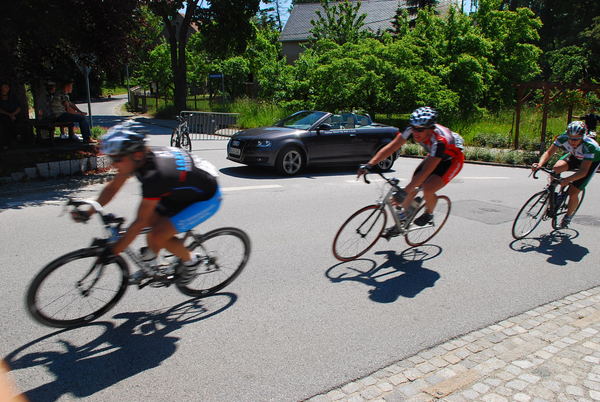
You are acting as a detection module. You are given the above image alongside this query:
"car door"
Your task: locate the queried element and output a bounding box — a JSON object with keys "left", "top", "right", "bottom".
{"left": 347, "top": 114, "right": 394, "bottom": 160}
{"left": 302, "top": 114, "right": 358, "bottom": 163}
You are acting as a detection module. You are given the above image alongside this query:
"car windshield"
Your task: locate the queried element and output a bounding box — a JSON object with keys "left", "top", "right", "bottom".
{"left": 276, "top": 111, "right": 327, "bottom": 129}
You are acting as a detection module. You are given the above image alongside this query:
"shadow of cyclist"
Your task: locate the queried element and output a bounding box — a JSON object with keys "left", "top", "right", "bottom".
{"left": 509, "top": 230, "right": 589, "bottom": 266}
{"left": 325, "top": 246, "right": 441, "bottom": 303}
{"left": 5, "top": 294, "right": 236, "bottom": 402}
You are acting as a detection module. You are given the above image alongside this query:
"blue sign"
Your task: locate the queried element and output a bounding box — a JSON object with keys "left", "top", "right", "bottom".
{"left": 209, "top": 74, "right": 223, "bottom": 78}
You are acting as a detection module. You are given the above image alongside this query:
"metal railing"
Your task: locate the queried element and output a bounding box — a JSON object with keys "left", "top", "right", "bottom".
{"left": 181, "top": 111, "right": 240, "bottom": 140}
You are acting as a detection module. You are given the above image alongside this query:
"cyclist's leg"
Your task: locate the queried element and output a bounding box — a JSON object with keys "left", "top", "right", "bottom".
{"left": 567, "top": 160, "right": 599, "bottom": 216}
{"left": 159, "top": 188, "right": 222, "bottom": 260}
{"left": 554, "top": 155, "right": 580, "bottom": 218}
{"left": 552, "top": 155, "right": 571, "bottom": 174}
{"left": 421, "top": 154, "right": 464, "bottom": 214}
{"left": 565, "top": 185, "right": 582, "bottom": 217}
{"left": 147, "top": 217, "right": 189, "bottom": 260}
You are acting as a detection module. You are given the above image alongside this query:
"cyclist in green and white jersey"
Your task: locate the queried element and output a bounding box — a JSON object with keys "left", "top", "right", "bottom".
{"left": 532, "top": 121, "right": 600, "bottom": 228}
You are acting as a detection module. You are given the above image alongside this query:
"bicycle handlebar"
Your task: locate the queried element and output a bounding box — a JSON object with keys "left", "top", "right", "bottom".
{"left": 67, "top": 198, "right": 125, "bottom": 226}
{"left": 532, "top": 166, "right": 560, "bottom": 181}
{"left": 361, "top": 171, "right": 400, "bottom": 189}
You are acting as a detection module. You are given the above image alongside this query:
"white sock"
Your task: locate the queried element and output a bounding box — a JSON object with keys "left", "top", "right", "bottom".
{"left": 184, "top": 254, "right": 199, "bottom": 266}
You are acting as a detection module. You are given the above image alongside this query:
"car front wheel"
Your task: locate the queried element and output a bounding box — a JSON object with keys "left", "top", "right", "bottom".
{"left": 276, "top": 147, "right": 304, "bottom": 175}
{"left": 376, "top": 153, "right": 395, "bottom": 172}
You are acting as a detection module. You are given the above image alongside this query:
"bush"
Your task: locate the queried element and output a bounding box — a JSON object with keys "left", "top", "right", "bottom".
{"left": 472, "top": 132, "right": 511, "bottom": 148}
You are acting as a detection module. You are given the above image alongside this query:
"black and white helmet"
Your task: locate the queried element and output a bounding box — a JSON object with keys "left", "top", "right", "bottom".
{"left": 409, "top": 106, "right": 438, "bottom": 128}
{"left": 100, "top": 124, "right": 146, "bottom": 156}
{"left": 566, "top": 121, "right": 587, "bottom": 138}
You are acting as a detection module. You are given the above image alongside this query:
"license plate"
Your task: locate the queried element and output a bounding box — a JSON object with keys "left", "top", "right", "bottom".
{"left": 231, "top": 140, "right": 240, "bottom": 146}
{"left": 229, "top": 147, "right": 241, "bottom": 156}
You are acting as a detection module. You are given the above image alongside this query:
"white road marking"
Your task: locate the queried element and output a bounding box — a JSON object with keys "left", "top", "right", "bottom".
{"left": 460, "top": 177, "right": 510, "bottom": 180}
{"left": 222, "top": 184, "right": 283, "bottom": 192}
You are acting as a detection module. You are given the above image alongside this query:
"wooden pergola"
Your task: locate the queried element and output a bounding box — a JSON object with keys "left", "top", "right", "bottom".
{"left": 514, "top": 81, "right": 600, "bottom": 150}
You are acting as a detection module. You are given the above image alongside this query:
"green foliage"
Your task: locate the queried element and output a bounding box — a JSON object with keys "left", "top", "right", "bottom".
{"left": 545, "top": 46, "right": 589, "bottom": 83}
{"left": 309, "top": 0, "right": 368, "bottom": 44}
{"left": 229, "top": 98, "right": 291, "bottom": 128}
{"left": 135, "top": 41, "right": 172, "bottom": 90}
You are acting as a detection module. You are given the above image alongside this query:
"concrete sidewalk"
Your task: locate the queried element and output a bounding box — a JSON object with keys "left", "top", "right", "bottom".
{"left": 308, "top": 286, "right": 600, "bottom": 402}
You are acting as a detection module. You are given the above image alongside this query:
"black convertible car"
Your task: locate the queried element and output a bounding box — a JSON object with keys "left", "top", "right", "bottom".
{"left": 226, "top": 110, "right": 400, "bottom": 175}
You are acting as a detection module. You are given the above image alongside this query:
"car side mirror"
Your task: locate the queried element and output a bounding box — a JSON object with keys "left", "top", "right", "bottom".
{"left": 317, "top": 123, "right": 332, "bottom": 132}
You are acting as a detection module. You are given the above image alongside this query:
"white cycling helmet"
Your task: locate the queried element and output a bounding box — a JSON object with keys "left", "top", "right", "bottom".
{"left": 409, "top": 106, "right": 438, "bottom": 128}
{"left": 566, "top": 121, "right": 587, "bottom": 138}
{"left": 100, "top": 124, "right": 146, "bottom": 156}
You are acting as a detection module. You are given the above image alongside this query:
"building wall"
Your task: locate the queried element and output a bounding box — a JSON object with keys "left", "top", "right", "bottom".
{"left": 282, "top": 42, "right": 304, "bottom": 64}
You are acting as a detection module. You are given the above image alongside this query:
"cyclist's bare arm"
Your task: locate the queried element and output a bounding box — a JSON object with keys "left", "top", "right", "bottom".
{"left": 370, "top": 134, "right": 406, "bottom": 165}
{"left": 112, "top": 198, "right": 159, "bottom": 255}
{"left": 358, "top": 134, "right": 406, "bottom": 178}
{"left": 561, "top": 160, "right": 592, "bottom": 185}
{"left": 71, "top": 172, "right": 131, "bottom": 222}
{"left": 533, "top": 144, "right": 558, "bottom": 170}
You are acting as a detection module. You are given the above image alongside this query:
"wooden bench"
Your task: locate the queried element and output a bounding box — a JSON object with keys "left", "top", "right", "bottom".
{"left": 31, "top": 119, "right": 75, "bottom": 144}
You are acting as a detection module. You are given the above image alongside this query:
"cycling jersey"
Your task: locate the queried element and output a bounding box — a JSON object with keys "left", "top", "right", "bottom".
{"left": 136, "top": 146, "right": 219, "bottom": 213}
{"left": 554, "top": 134, "right": 600, "bottom": 162}
{"left": 402, "top": 124, "right": 464, "bottom": 161}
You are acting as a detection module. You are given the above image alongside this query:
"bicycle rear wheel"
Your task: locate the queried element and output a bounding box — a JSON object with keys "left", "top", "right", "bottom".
{"left": 177, "top": 227, "right": 250, "bottom": 297}
{"left": 332, "top": 204, "right": 387, "bottom": 262}
{"left": 26, "top": 249, "right": 129, "bottom": 328}
{"left": 511, "top": 190, "right": 549, "bottom": 240}
{"left": 170, "top": 128, "right": 180, "bottom": 147}
{"left": 551, "top": 188, "right": 586, "bottom": 230}
{"left": 404, "top": 195, "right": 451, "bottom": 247}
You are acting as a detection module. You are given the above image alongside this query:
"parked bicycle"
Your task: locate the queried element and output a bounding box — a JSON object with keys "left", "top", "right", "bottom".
{"left": 26, "top": 199, "right": 250, "bottom": 328}
{"left": 332, "top": 172, "right": 451, "bottom": 261}
{"left": 170, "top": 114, "right": 192, "bottom": 151}
{"left": 511, "top": 167, "right": 586, "bottom": 240}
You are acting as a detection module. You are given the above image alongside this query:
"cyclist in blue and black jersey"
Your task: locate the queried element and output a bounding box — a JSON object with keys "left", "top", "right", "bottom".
{"left": 532, "top": 121, "right": 600, "bottom": 228}
{"left": 71, "top": 125, "right": 221, "bottom": 284}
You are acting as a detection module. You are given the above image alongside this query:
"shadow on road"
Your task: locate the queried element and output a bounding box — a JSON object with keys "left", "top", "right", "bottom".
{"left": 4, "top": 294, "right": 236, "bottom": 402}
{"left": 325, "top": 246, "right": 441, "bottom": 303}
{"left": 220, "top": 165, "right": 396, "bottom": 180}
{"left": 509, "top": 230, "right": 589, "bottom": 266}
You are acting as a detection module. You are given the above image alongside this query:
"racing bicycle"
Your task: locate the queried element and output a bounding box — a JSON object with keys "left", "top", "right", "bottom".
{"left": 170, "top": 114, "right": 192, "bottom": 151}
{"left": 511, "top": 167, "right": 586, "bottom": 240}
{"left": 332, "top": 172, "right": 451, "bottom": 261}
{"left": 26, "top": 199, "right": 250, "bottom": 328}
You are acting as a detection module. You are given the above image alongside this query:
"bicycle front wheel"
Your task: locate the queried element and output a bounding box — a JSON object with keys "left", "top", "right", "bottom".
{"left": 177, "top": 227, "right": 250, "bottom": 298}
{"left": 512, "top": 190, "right": 548, "bottom": 239}
{"left": 26, "top": 249, "right": 129, "bottom": 328}
{"left": 551, "top": 188, "right": 586, "bottom": 230}
{"left": 404, "top": 195, "right": 451, "bottom": 247}
{"left": 332, "top": 204, "right": 387, "bottom": 262}
{"left": 180, "top": 132, "right": 192, "bottom": 151}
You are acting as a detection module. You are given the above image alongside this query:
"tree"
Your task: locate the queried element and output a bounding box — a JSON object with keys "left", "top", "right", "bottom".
{"left": 0, "top": 0, "right": 141, "bottom": 119}
{"left": 309, "top": 0, "right": 368, "bottom": 44}
{"left": 148, "top": 0, "right": 259, "bottom": 113}
{"left": 405, "top": 0, "right": 439, "bottom": 16}
{"left": 147, "top": 0, "right": 202, "bottom": 114}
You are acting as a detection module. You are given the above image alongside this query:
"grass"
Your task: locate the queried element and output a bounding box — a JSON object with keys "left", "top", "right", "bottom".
{"left": 101, "top": 85, "right": 129, "bottom": 97}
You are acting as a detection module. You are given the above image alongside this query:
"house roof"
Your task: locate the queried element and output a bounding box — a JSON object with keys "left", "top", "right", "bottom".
{"left": 279, "top": 0, "right": 462, "bottom": 42}
{"left": 279, "top": 0, "right": 402, "bottom": 42}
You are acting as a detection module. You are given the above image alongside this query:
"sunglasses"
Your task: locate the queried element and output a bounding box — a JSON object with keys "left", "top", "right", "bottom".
{"left": 412, "top": 126, "right": 429, "bottom": 132}
{"left": 567, "top": 136, "right": 583, "bottom": 141}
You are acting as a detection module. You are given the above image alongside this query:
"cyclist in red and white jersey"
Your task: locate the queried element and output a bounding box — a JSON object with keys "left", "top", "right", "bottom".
{"left": 358, "top": 107, "right": 464, "bottom": 234}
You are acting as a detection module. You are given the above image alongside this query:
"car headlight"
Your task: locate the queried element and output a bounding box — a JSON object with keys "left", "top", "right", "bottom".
{"left": 256, "top": 140, "right": 272, "bottom": 148}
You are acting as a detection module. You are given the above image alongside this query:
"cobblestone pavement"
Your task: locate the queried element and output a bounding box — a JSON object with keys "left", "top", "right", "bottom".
{"left": 307, "top": 286, "right": 600, "bottom": 402}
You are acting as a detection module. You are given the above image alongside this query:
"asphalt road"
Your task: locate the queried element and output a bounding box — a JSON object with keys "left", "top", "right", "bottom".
{"left": 1, "top": 107, "right": 599, "bottom": 401}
